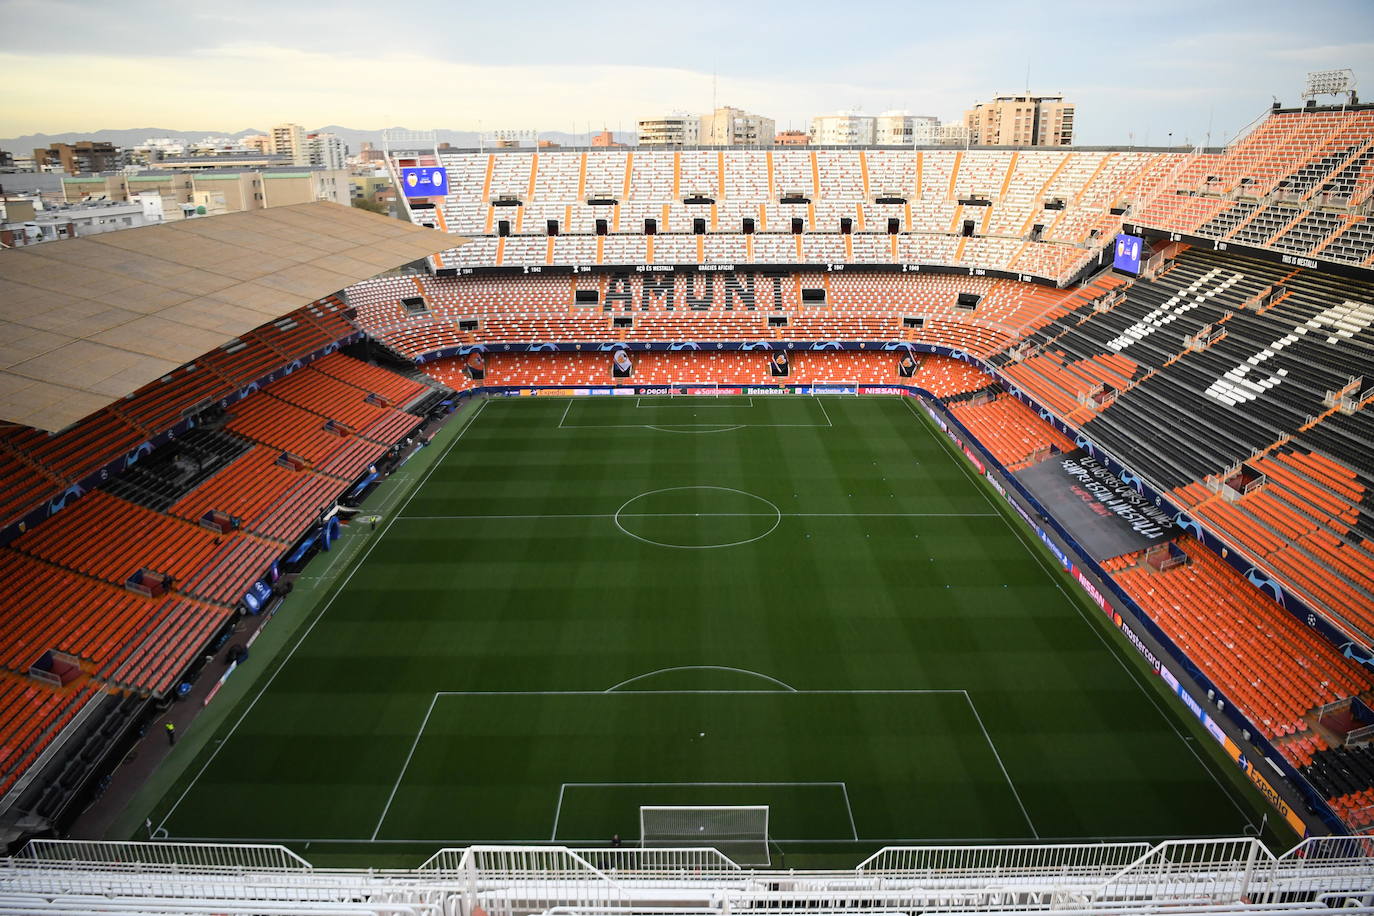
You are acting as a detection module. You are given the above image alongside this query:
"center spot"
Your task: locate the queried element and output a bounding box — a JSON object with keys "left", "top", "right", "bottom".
{"left": 614, "top": 486, "right": 781, "bottom": 549}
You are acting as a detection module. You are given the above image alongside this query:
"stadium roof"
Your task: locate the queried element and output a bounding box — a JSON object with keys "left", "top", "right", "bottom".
{"left": 0, "top": 201, "right": 460, "bottom": 433}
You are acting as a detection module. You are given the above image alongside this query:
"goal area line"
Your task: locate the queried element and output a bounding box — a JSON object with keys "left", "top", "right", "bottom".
{"left": 551, "top": 782, "right": 859, "bottom": 843}
{"left": 558, "top": 394, "right": 834, "bottom": 429}
{"left": 369, "top": 688, "right": 1035, "bottom": 845}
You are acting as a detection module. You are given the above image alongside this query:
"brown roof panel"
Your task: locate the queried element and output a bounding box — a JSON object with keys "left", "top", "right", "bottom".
{"left": 0, "top": 201, "right": 461, "bottom": 432}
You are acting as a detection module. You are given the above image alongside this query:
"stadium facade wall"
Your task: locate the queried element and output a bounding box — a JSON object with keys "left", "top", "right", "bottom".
{"left": 437, "top": 374, "right": 1341, "bottom": 835}
{"left": 0, "top": 333, "right": 364, "bottom": 549}
{"left": 436, "top": 256, "right": 1109, "bottom": 289}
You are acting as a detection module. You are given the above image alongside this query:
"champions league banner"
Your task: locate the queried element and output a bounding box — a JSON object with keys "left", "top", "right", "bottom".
{"left": 611, "top": 349, "right": 634, "bottom": 379}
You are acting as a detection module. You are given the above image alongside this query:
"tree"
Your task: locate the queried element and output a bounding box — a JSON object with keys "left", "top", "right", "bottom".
{"left": 351, "top": 198, "right": 387, "bottom": 215}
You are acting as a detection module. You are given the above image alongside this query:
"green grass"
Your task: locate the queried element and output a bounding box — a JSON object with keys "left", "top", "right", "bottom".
{"left": 145, "top": 395, "right": 1272, "bottom": 860}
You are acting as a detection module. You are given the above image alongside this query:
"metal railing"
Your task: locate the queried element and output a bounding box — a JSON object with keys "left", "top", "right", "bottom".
{"left": 16, "top": 839, "right": 311, "bottom": 871}
{"left": 8, "top": 837, "right": 1374, "bottom": 914}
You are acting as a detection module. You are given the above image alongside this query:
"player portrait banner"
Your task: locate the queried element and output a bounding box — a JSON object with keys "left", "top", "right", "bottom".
{"left": 462, "top": 351, "right": 486, "bottom": 381}
{"left": 611, "top": 349, "right": 634, "bottom": 379}
{"left": 769, "top": 351, "right": 790, "bottom": 377}
{"left": 897, "top": 352, "right": 918, "bottom": 378}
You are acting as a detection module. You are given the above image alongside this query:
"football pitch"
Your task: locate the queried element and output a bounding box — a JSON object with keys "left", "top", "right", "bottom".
{"left": 147, "top": 394, "right": 1269, "bottom": 857}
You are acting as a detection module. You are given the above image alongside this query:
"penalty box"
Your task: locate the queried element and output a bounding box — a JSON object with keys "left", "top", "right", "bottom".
{"left": 374, "top": 689, "right": 1034, "bottom": 843}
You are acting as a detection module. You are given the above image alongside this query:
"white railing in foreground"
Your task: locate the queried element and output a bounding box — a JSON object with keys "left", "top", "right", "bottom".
{"left": 6, "top": 837, "right": 1374, "bottom": 916}
{"left": 17, "top": 838, "right": 311, "bottom": 870}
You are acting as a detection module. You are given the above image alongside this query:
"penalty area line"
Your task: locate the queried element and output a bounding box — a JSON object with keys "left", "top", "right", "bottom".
{"left": 153, "top": 399, "right": 491, "bottom": 837}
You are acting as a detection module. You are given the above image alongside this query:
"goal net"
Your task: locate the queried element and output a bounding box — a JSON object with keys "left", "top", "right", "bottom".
{"left": 670, "top": 384, "right": 734, "bottom": 396}
{"left": 640, "top": 805, "right": 770, "bottom": 866}
{"left": 811, "top": 380, "right": 860, "bottom": 395}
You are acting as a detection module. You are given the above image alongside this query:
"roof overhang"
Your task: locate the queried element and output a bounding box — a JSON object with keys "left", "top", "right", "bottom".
{"left": 0, "top": 201, "right": 462, "bottom": 432}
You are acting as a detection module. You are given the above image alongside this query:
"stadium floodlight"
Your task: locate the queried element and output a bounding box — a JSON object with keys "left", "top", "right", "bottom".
{"left": 381, "top": 129, "right": 439, "bottom": 157}
{"left": 483, "top": 129, "right": 539, "bottom": 150}
{"left": 1303, "top": 69, "right": 1357, "bottom": 100}
{"left": 640, "top": 805, "right": 770, "bottom": 866}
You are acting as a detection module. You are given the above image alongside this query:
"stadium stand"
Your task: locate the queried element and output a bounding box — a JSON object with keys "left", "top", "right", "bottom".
{"left": 1132, "top": 105, "right": 1374, "bottom": 267}
{"left": 417, "top": 147, "right": 1183, "bottom": 284}
{"left": 1112, "top": 537, "right": 1372, "bottom": 740}
{"left": 0, "top": 216, "right": 451, "bottom": 835}
{"left": 949, "top": 394, "right": 1077, "bottom": 469}
{"left": 0, "top": 299, "right": 362, "bottom": 536}
{"left": 422, "top": 350, "right": 995, "bottom": 397}
{"left": 345, "top": 270, "right": 1122, "bottom": 359}
{"left": 973, "top": 239, "right": 1374, "bottom": 635}
{"left": 3, "top": 103, "right": 1373, "bottom": 856}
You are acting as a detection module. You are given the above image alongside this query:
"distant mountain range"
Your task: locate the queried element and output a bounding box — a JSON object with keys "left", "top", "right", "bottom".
{"left": 0, "top": 126, "right": 636, "bottom": 154}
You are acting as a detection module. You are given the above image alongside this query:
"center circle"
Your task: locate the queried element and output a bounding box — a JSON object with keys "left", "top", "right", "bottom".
{"left": 613, "top": 486, "right": 781, "bottom": 549}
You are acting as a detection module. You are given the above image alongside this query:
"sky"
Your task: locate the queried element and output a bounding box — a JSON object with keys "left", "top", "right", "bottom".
{"left": 2, "top": 0, "right": 1372, "bottom": 145}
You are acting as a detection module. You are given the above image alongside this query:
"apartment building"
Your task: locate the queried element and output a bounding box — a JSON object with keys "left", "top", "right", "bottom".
{"left": 963, "top": 94, "right": 1075, "bottom": 146}
{"left": 638, "top": 106, "right": 775, "bottom": 146}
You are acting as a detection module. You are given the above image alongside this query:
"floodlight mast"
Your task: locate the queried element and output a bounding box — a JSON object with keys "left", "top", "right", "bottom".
{"left": 382, "top": 129, "right": 439, "bottom": 159}
{"left": 1302, "top": 69, "right": 1358, "bottom": 104}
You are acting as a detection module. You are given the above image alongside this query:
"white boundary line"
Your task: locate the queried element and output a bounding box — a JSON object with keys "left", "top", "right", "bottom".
{"left": 166, "top": 830, "right": 1240, "bottom": 845}
{"left": 560, "top": 395, "right": 832, "bottom": 430}
{"left": 567, "top": 422, "right": 828, "bottom": 428}
{"left": 372, "top": 686, "right": 1021, "bottom": 844}
{"left": 372, "top": 694, "right": 439, "bottom": 840}
{"left": 962, "top": 692, "right": 1037, "bottom": 838}
{"left": 637, "top": 396, "right": 755, "bottom": 407}
{"left": 614, "top": 486, "right": 782, "bottom": 550}
{"left": 397, "top": 512, "right": 998, "bottom": 520}
{"left": 155, "top": 399, "right": 492, "bottom": 836}
{"left": 816, "top": 396, "right": 833, "bottom": 428}
{"left": 551, "top": 781, "right": 857, "bottom": 843}
{"left": 901, "top": 396, "right": 1259, "bottom": 833}
{"left": 430, "top": 689, "right": 969, "bottom": 696}
{"left": 643, "top": 425, "right": 746, "bottom": 434}
{"left": 161, "top": 397, "right": 1245, "bottom": 846}
{"left": 838, "top": 782, "right": 860, "bottom": 841}
{"left": 605, "top": 665, "right": 798, "bottom": 692}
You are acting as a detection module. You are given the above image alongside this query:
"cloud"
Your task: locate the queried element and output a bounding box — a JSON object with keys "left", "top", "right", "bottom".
{"left": 0, "top": 45, "right": 965, "bottom": 136}
{"left": 1, "top": 0, "right": 1372, "bottom": 144}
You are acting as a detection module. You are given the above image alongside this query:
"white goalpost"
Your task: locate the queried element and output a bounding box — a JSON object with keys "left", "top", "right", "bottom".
{"left": 669, "top": 384, "right": 736, "bottom": 397}
{"left": 812, "top": 380, "right": 861, "bottom": 394}
{"left": 639, "top": 805, "right": 770, "bottom": 866}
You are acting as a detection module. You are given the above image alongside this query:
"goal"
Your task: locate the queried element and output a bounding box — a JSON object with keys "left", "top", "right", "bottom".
{"left": 670, "top": 384, "right": 735, "bottom": 397}
{"left": 811, "top": 380, "right": 861, "bottom": 395}
{"left": 639, "top": 805, "right": 770, "bottom": 866}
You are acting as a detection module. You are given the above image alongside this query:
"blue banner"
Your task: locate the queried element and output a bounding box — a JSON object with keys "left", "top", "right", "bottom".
{"left": 1112, "top": 233, "right": 1143, "bottom": 273}
{"left": 400, "top": 167, "right": 448, "bottom": 198}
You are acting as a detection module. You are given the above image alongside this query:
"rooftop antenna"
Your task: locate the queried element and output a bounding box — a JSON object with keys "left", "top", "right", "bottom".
{"left": 1025, "top": 60, "right": 1031, "bottom": 95}
{"left": 712, "top": 60, "right": 718, "bottom": 112}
